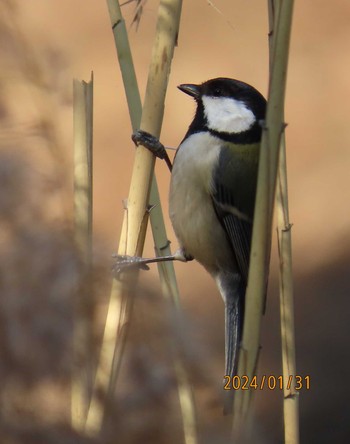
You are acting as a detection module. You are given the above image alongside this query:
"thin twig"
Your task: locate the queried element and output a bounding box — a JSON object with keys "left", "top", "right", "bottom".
{"left": 206, "top": 0, "right": 235, "bottom": 30}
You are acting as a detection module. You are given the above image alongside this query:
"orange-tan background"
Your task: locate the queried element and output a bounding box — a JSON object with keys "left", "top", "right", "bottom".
{"left": 3, "top": 0, "right": 350, "bottom": 442}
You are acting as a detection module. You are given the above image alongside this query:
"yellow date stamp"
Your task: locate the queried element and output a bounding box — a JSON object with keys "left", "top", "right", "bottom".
{"left": 223, "top": 375, "right": 310, "bottom": 391}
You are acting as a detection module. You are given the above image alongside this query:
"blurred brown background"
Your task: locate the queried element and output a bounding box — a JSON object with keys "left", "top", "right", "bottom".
{"left": 1, "top": 0, "right": 350, "bottom": 443}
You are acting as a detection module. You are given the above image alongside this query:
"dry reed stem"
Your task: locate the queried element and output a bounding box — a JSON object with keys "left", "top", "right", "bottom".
{"left": 106, "top": 0, "right": 181, "bottom": 304}
{"left": 85, "top": 0, "right": 183, "bottom": 434}
{"left": 277, "top": 136, "right": 299, "bottom": 444}
{"left": 269, "top": 1, "right": 299, "bottom": 441}
{"left": 105, "top": 2, "right": 196, "bottom": 440}
{"left": 72, "top": 75, "right": 94, "bottom": 430}
{"left": 232, "top": 0, "right": 294, "bottom": 437}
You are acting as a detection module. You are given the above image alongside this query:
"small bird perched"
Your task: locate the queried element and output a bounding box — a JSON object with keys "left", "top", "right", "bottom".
{"left": 119, "top": 77, "right": 266, "bottom": 414}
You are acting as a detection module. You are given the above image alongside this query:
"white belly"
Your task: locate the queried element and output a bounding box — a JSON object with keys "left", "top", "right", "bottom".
{"left": 169, "top": 132, "right": 235, "bottom": 273}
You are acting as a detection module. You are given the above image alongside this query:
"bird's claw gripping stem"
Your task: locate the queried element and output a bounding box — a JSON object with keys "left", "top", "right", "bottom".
{"left": 112, "top": 254, "right": 150, "bottom": 277}
{"left": 132, "top": 130, "right": 167, "bottom": 160}
{"left": 132, "top": 130, "right": 173, "bottom": 172}
{"left": 111, "top": 249, "right": 192, "bottom": 278}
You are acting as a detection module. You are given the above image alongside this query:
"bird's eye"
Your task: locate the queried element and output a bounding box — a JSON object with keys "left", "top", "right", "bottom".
{"left": 213, "top": 88, "right": 222, "bottom": 96}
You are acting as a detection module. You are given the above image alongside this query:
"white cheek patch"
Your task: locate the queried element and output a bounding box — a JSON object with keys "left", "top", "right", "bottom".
{"left": 202, "top": 95, "right": 256, "bottom": 134}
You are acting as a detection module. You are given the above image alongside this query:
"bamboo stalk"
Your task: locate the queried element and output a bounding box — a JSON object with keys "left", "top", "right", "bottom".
{"left": 232, "top": 0, "right": 294, "bottom": 436}
{"left": 106, "top": 0, "right": 180, "bottom": 304}
{"left": 72, "top": 74, "right": 94, "bottom": 430}
{"left": 105, "top": 3, "right": 196, "bottom": 440}
{"left": 108, "top": 5, "right": 197, "bottom": 440}
{"left": 277, "top": 137, "right": 299, "bottom": 444}
{"left": 106, "top": 0, "right": 142, "bottom": 128}
{"left": 85, "top": 0, "right": 184, "bottom": 434}
{"left": 269, "top": 2, "right": 299, "bottom": 442}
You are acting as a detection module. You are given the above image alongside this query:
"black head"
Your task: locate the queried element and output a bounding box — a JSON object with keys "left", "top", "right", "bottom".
{"left": 178, "top": 77, "right": 266, "bottom": 144}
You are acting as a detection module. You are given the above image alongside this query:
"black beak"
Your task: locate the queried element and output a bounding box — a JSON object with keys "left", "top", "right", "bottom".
{"left": 177, "top": 83, "right": 201, "bottom": 99}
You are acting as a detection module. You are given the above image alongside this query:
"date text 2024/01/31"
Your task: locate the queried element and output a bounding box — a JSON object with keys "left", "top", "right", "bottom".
{"left": 223, "top": 375, "right": 311, "bottom": 391}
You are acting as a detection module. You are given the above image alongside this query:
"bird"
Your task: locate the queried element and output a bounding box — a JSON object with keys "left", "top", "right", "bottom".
{"left": 124, "top": 77, "right": 267, "bottom": 414}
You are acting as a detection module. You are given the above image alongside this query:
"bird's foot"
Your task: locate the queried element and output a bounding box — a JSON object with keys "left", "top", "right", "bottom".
{"left": 111, "top": 248, "right": 193, "bottom": 277}
{"left": 174, "top": 249, "right": 193, "bottom": 262}
{"left": 111, "top": 253, "right": 150, "bottom": 277}
{"left": 132, "top": 130, "right": 167, "bottom": 160}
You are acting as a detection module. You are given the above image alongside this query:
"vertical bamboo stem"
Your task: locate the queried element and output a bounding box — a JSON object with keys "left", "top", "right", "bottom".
{"left": 85, "top": 0, "right": 183, "bottom": 435}
{"left": 277, "top": 137, "right": 299, "bottom": 444}
{"left": 268, "top": 2, "right": 299, "bottom": 442}
{"left": 105, "top": 3, "right": 196, "bottom": 441}
{"left": 106, "top": 0, "right": 180, "bottom": 303}
{"left": 72, "top": 74, "right": 94, "bottom": 430}
{"left": 232, "top": 0, "right": 294, "bottom": 437}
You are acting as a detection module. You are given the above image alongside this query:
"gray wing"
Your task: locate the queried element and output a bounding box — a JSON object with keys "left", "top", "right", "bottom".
{"left": 212, "top": 186, "right": 252, "bottom": 284}
{"left": 211, "top": 145, "right": 258, "bottom": 284}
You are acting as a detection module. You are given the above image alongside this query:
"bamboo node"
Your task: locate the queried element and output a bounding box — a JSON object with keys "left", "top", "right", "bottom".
{"left": 159, "top": 240, "right": 171, "bottom": 251}
{"left": 285, "top": 392, "right": 300, "bottom": 400}
{"left": 281, "top": 222, "right": 293, "bottom": 232}
{"left": 147, "top": 203, "right": 157, "bottom": 213}
{"left": 112, "top": 19, "right": 123, "bottom": 30}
